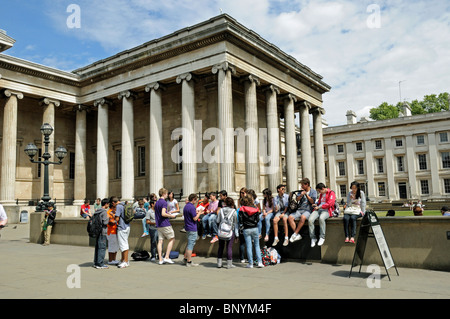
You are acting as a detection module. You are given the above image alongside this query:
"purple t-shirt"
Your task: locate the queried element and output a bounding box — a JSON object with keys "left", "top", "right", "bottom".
{"left": 154, "top": 198, "right": 171, "bottom": 228}
{"left": 183, "top": 202, "right": 197, "bottom": 232}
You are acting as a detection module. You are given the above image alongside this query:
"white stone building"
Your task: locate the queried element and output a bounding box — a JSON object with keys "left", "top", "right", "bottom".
{"left": 320, "top": 108, "right": 450, "bottom": 202}
{"left": 0, "top": 15, "right": 331, "bottom": 218}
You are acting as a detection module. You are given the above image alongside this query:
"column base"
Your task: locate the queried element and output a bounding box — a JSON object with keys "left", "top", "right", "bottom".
{"left": 72, "top": 200, "right": 85, "bottom": 206}
{"left": 0, "top": 200, "right": 17, "bottom": 207}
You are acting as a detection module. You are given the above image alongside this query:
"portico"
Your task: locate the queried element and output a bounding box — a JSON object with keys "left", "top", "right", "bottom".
{"left": 0, "top": 14, "right": 330, "bottom": 213}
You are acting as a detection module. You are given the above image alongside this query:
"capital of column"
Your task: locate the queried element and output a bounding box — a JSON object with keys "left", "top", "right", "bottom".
{"left": 263, "top": 84, "right": 280, "bottom": 95}
{"left": 212, "top": 62, "right": 236, "bottom": 75}
{"left": 281, "top": 93, "right": 298, "bottom": 104}
{"left": 176, "top": 73, "right": 193, "bottom": 84}
{"left": 299, "top": 100, "right": 312, "bottom": 111}
{"left": 39, "top": 97, "right": 61, "bottom": 107}
{"left": 93, "top": 97, "right": 113, "bottom": 108}
{"left": 118, "top": 90, "right": 137, "bottom": 100}
{"left": 240, "top": 74, "right": 260, "bottom": 86}
{"left": 310, "top": 106, "right": 326, "bottom": 116}
{"left": 145, "top": 82, "right": 166, "bottom": 92}
{"left": 72, "top": 104, "right": 92, "bottom": 113}
{"left": 3, "top": 89, "right": 24, "bottom": 100}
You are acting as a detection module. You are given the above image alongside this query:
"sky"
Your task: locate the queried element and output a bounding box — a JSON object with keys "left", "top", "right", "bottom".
{"left": 1, "top": 0, "right": 449, "bottom": 126}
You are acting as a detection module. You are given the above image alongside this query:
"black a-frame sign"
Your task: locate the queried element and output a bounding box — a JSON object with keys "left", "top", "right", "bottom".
{"left": 349, "top": 209, "right": 399, "bottom": 281}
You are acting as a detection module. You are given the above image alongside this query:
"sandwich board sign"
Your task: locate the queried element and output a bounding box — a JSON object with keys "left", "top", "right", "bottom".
{"left": 349, "top": 209, "right": 399, "bottom": 281}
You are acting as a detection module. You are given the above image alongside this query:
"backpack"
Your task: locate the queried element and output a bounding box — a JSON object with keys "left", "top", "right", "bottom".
{"left": 332, "top": 200, "right": 340, "bottom": 217}
{"left": 123, "top": 202, "right": 134, "bottom": 224}
{"left": 131, "top": 250, "right": 150, "bottom": 261}
{"left": 87, "top": 213, "right": 103, "bottom": 238}
{"left": 259, "top": 247, "right": 271, "bottom": 266}
{"left": 217, "top": 209, "right": 234, "bottom": 240}
{"left": 288, "top": 191, "right": 301, "bottom": 213}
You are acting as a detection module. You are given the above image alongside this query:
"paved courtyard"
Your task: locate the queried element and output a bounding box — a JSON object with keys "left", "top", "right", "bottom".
{"left": 1, "top": 223, "right": 449, "bottom": 301}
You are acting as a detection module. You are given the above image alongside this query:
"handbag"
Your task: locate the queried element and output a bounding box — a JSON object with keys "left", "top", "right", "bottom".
{"left": 344, "top": 205, "right": 361, "bottom": 215}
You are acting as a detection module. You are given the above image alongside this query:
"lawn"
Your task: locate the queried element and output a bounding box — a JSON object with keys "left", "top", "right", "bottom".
{"left": 374, "top": 210, "right": 442, "bottom": 217}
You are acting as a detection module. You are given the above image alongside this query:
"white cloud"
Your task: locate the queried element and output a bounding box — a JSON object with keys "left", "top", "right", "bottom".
{"left": 41, "top": 0, "right": 450, "bottom": 126}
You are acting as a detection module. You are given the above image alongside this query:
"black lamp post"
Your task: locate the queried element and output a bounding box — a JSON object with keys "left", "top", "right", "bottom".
{"left": 24, "top": 123, "right": 67, "bottom": 210}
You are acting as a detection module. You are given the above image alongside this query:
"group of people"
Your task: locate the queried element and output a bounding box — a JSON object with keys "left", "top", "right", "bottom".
{"left": 84, "top": 178, "right": 373, "bottom": 270}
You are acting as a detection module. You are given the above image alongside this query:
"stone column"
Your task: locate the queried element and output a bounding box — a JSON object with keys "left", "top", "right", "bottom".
{"left": 0, "top": 90, "right": 23, "bottom": 205}
{"left": 145, "top": 83, "right": 165, "bottom": 195}
{"left": 283, "top": 94, "right": 298, "bottom": 192}
{"left": 176, "top": 73, "right": 197, "bottom": 198}
{"left": 40, "top": 98, "right": 60, "bottom": 200}
{"left": 427, "top": 133, "right": 441, "bottom": 198}
{"left": 384, "top": 138, "right": 396, "bottom": 200}
{"left": 243, "top": 75, "right": 260, "bottom": 191}
{"left": 299, "top": 101, "right": 312, "bottom": 180}
{"left": 364, "top": 139, "right": 375, "bottom": 200}
{"left": 311, "top": 107, "right": 326, "bottom": 185}
{"left": 264, "top": 85, "right": 281, "bottom": 193}
{"left": 73, "top": 105, "right": 88, "bottom": 205}
{"left": 94, "top": 98, "right": 111, "bottom": 199}
{"left": 212, "top": 62, "right": 236, "bottom": 197}
{"left": 405, "top": 134, "right": 418, "bottom": 199}
{"left": 118, "top": 91, "right": 136, "bottom": 202}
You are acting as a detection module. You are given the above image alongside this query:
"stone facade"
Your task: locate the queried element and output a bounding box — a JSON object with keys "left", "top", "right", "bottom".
{"left": 0, "top": 14, "right": 330, "bottom": 210}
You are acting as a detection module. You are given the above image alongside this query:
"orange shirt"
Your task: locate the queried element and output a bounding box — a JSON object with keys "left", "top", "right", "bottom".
{"left": 107, "top": 208, "right": 117, "bottom": 235}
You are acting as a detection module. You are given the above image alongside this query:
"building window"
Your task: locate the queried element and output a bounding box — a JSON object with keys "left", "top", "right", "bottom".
{"left": 337, "top": 144, "right": 344, "bottom": 153}
{"left": 418, "top": 154, "right": 427, "bottom": 170}
{"left": 338, "top": 161, "right": 346, "bottom": 176}
{"left": 340, "top": 185, "right": 347, "bottom": 198}
{"left": 420, "top": 180, "right": 430, "bottom": 195}
{"left": 442, "top": 152, "right": 450, "bottom": 169}
{"left": 378, "top": 182, "right": 386, "bottom": 197}
{"left": 395, "top": 138, "right": 403, "bottom": 147}
{"left": 444, "top": 179, "right": 450, "bottom": 194}
{"left": 176, "top": 137, "right": 183, "bottom": 172}
{"left": 69, "top": 152, "right": 75, "bottom": 180}
{"left": 376, "top": 158, "right": 384, "bottom": 174}
{"left": 440, "top": 132, "right": 449, "bottom": 143}
{"left": 355, "top": 142, "right": 363, "bottom": 152}
{"left": 417, "top": 135, "right": 425, "bottom": 145}
{"left": 116, "top": 150, "right": 122, "bottom": 179}
{"left": 324, "top": 162, "right": 328, "bottom": 178}
{"left": 397, "top": 156, "right": 404, "bottom": 172}
{"left": 375, "top": 140, "right": 382, "bottom": 150}
{"left": 357, "top": 160, "right": 364, "bottom": 175}
{"left": 138, "top": 146, "right": 146, "bottom": 176}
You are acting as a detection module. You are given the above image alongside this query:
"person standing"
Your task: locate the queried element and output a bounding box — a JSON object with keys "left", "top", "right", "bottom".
{"left": 309, "top": 183, "right": 336, "bottom": 247}
{"left": 41, "top": 202, "right": 57, "bottom": 246}
{"left": 106, "top": 199, "right": 120, "bottom": 266}
{"left": 115, "top": 198, "right": 131, "bottom": 268}
{"left": 155, "top": 188, "right": 177, "bottom": 265}
{"left": 343, "top": 181, "right": 366, "bottom": 244}
{"left": 216, "top": 197, "right": 238, "bottom": 269}
{"left": 93, "top": 198, "right": 110, "bottom": 269}
{"left": 239, "top": 195, "right": 264, "bottom": 268}
{"left": 145, "top": 199, "right": 159, "bottom": 261}
{"left": 183, "top": 193, "right": 201, "bottom": 267}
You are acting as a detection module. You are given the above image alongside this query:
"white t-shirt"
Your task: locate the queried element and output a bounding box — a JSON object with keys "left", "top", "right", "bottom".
{"left": 0, "top": 205, "right": 7, "bottom": 222}
{"left": 167, "top": 199, "right": 178, "bottom": 213}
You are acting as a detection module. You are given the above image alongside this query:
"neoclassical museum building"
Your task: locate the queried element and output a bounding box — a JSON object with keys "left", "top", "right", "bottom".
{"left": 0, "top": 15, "right": 331, "bottom": 218}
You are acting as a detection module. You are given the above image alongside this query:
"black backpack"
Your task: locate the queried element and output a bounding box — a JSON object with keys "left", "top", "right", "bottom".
{"left": 131, "top": 250, "right": 150, "bottom": 261}
{"left": 87, "top": 213, "right": 103, "bottom": 238}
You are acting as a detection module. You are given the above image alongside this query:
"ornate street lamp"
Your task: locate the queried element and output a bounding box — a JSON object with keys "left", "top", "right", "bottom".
{"left": 24, "top": 123, "right": 67, "bottom": 210}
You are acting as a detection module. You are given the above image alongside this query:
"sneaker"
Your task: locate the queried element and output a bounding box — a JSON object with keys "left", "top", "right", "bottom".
{"left": 272, "top": 237, "right": 279, "bottom": 246}
{"left": 117, "top": 262, "right": 129, "bottom": 268}
{"left": 107, "top": 260, "right": 120, "bottom": 265}
{"left": 210, "top": 235, "right": 219, "bottom": 244}
{"left": 202, "top": 234, "right": 207, "bottom": 240}
{"left": 207, "top": 234, "right": 212, "bottom": 238}
{"left": 264, "top": 235, "right": 269, "bottom": 242}
{"left": 163, "top": 258, "right": 174, "bottom": 264}
{"left": 257, "top": 262, "right": 264, "bottom": 268}
{"left": 186, "top": 261, "right": 199, "bottom": 267}
{"left": 150, "top": 257, "right": 156, "bottom": 262}
{"left": 158, "top": 260, "right": 165, "bottom": 265}
{"left": 290, "top": 233, "right": 302, "bottom": 243}
{"left": 311, "top": 239, "right": 317, "bottom": 247}
{"left": 95, "top": 265, "right": 109, "bottom": 269}
{"left": 246, "top": 263, "right": 254, "bottom": 268}
{"left": 180, "top": 228, "right": 186, "bottom": 233}
{"left": 318, "top": 238, "right": 325, "bottom": 246}
{"left": 141, "top": 232, "right": 149, "bottom": 237}
{"left": 240, "top": 259, "right": 246, "bottom": 264}
{"left": 283, "top": 237, "right": 289, "bottom": 246}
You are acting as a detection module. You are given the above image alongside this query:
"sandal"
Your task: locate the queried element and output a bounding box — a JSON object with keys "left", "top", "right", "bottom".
{"left": 345, "top": 237, "right": 349, "bottom": 243}
{"left": 350, "top": 238, "right": 355, "bottom": 244}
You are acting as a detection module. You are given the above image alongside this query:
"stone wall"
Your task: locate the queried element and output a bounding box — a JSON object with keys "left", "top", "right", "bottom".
{"left": 29, "top": 212, "right": 450, "bottom": 271}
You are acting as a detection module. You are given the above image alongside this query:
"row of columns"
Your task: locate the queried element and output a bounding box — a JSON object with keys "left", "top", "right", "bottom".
{"left": 0, "top": 62, "right": 326, "bottom": 205}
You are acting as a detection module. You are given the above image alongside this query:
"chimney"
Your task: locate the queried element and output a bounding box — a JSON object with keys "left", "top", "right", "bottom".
{"left": 402, "top": 102, "right": 412, "bottom": 117}
{"left": 346, "top": 110, "right": 357, "bottom": 125}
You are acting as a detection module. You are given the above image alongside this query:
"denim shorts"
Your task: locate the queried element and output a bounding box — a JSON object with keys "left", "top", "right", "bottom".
{"left": 289, "top": 209, "right": 311, "bottom": 220}
{"left": 186, "top": 231, "right": 198, "bottom": 250}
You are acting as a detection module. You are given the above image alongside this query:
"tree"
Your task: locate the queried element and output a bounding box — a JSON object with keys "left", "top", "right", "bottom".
{"left": 369, "top": 92, "right": 449, "bottom": 120}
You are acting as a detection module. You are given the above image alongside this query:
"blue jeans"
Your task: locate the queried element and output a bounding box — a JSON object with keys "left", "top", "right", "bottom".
{"left": 148, "top": 227, "right": 158, "bottom": 258}
{"left": 243, "top": 227, "right": 262, "bottom": 264}
{"left": 258, "top": 213, "right": 273, "bottom": 236}
{"left": 343, "top": 213, "right": 362, "bottom": 238}
{"left": 94, "top": 233, "right": 107, "bottom": 266}
{"left": 309, "top": 209, "right": 329, "bottom": 240}
{"left": 202, "top": 214, "right": 212, "bottom": 235}
{"left": 208, "top": 213, "right": 218, "bottom": 236}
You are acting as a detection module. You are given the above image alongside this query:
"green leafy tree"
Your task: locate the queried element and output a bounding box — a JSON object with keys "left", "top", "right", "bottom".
{"left": 369, "top": 102, "right": 400, "bottom": 120}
